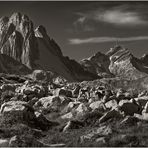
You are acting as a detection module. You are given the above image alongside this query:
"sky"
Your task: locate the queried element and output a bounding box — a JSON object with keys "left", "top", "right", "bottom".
{"left": 0, "top": 1, "right": 148, "bottom": 61}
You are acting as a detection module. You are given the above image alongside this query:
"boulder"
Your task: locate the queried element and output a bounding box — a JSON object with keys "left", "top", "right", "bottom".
{"left": 119, "top": 100, "right": 140, "bottom": 116}
{"left": 119, "top": 116, "right": 139, "bottom": 126}
{"left": 61, "top": 112, "right": 73, "bottom": 120}
{"left": 9, "top": 135, "right": 49, "bottom": 147}
{"left": 80, "top": 125, "right": 112, "bottom": 144}
{"left": 75, "top": 103, "right": 90, "bottom": 119}
{"left": 31, "top": 70, "right": 51, "bottom": 82}
{"left": 53, "top": 88, "right": 72, "bottom": 97}
{"left": 105, "top": 99, "right": 118, "bottom": 109}
{"left": 63, "top": 120, "right": 84, "bottom": 132}
{"left": 89, "top": 101, "right": 106, "bottom": 112}
{"left": 63, "top": 101, "right": 81, "bottom": 113}
{"left": 142, "top": 101, "right": 148, "bottom": 114}
{"left": 135, "top": 96, "right": 148, "bottom": 107}
{"left": 35, "top": 96, "right": 61, "bottom": 111}
{"left": 35, "top": 112, "right": 59, "bottom": 130}
{"left": 0, "top": 139, "right": 9, "bottom": 147}
{"left": 95, "top": 137, "right": 106, "bottom": 146}
{"left": 99, "top": 109, "right": 123, "bottom": 123}
{"left": 0, "top": 84, "right": 16, "bottom": 92}
{"left": 0, "top": 101, "right": 36, "bottom": 127}
{"left": 0, "top": 101, "right": 33, "bottom": 114}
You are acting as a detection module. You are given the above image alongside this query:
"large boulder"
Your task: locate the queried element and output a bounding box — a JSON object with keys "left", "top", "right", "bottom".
{"left": 75, "top": 103, "right": 90, "bottom": 119}
{"left": 119, "top": 100, "right": 140, "bottom": 116}
{"left": 34, "top": 112, "right": 59, "bottom": 130}
{"left": 0, "top": 84, "right": 16, "bottom": 92}
{"left": 142, "top": 101, "right": 148, "bottom": 114}
{"left": 135, "top": 96, "right": 148, "bottom": 107}
{"left": 80, "top": 125, "right": 112, "bottom": 144}
{"left": 62, "top": 101, "right": 81, "bottom": 113}
{"left": 119, "top": 116, "right": 139, "bottom": 127}
{"left": 89, "top": 101, "right": 106, "bottom": 112}
{"left": 34, "top": 96, "right": 61, "bottom": 111}
{"left": 63, "top": 120, "right": 84, "bottom": 132}
{"left": 0, "top": 139, "right": 9, "bottom": 147}
{"left": 99, "top": 109, "right": 123, "bottom": 123}
{"left": 105, "top": 99, "right": 118, "bottom": 109}
{"left": 9, "top": 135, "right": 49, "bottom": 147}
{"left": 17, "top": 83, "right": 47, "bottom": 99}
{"left": 31, "top": 70, "right": 54, "bottom": 82}
{"left": 0, "top": 101, "right": 36, "bottom": 127}
{"left": 53, "top": 88, "right": 72, "bottom": 97}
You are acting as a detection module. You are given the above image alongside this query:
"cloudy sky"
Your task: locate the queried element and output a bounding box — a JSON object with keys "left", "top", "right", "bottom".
{"left": 0, "top": 1, "right": 148, "bottom": 61}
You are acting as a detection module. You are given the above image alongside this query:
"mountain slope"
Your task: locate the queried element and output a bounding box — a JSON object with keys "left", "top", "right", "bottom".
{"left": 80, "top": 51, "right": 113, "bottom": 77}
{"left": 0, "top": 12, "right": 99, "bottom": 81}
{"left": 108, "top": 45, "right": 148, "bottom": 80}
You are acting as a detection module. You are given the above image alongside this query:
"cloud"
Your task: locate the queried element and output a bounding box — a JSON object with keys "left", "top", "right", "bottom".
{"left": 73, "top": 13, "right": 95, "bottom": 32}
{"left": 95, "top": 10, "right": 148, "bottom": 26}
{"left": 69, "top": 36, "right": 148, "bottom": 44}
{"left": 74, "top": 3, "right": 148, "bottom": 27}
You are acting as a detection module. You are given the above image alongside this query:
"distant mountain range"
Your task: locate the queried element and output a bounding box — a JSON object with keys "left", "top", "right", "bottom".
{"left": 0, "top": 12, "right": 148, "bottom": 81}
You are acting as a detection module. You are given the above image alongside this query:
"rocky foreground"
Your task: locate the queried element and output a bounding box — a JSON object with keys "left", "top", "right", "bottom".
{"left": 0, "top": 70, "right": 147, "bottom": 147}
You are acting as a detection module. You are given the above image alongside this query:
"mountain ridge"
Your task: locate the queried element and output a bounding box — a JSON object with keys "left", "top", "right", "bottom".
{"left": 0, "top": 12, "right": 99, "bottom": 81}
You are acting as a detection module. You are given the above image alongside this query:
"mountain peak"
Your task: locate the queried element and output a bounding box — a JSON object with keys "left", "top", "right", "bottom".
{"left": 106, "top": 44, "right": 125, "bottom": 57}
{"left": 35, "top": 25, "right": 48, "bottom": 38}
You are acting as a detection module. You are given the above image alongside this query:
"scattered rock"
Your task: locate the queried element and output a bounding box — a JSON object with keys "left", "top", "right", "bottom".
{"left": 120, "top": 116, "right": 139, "bottom": 126}
{"left": 35, "top": 96, "right": 61, "bottom": 111}
{"left": 0, "top": 139, "right": 9, "bottom": 147}
{"left": 63, "top": 120, "right": 84, "bottom": 132}
{"left": 119, "top": 100, "right": 139, "bottom": 116}
{"left": 89, "top": 101, "right": 106, "bottom": 112}
{"left": 105, "top": 99, "right": 118, "bottom": 109}
{"left": 135, "top": 96, "right": 148, "bottom": 107}
{"left": 99, "top": 109, "right": 123, "bottom": 123}
{"left": 53, "top": 88, "right": 72, "bottom": 97}
{"left": 61, "top": 112, "right": 74, "bottom": 120}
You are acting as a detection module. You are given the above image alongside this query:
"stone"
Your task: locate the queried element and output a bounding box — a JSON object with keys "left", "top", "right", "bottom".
{"left": 53, "top": 88, "right": 72, "bottom": 97}
{"left": 75, "top": 103, "right": 90, "bottom": 118}
{"left": 0, "top": 101, "right": 31, "bottom": 113}
{"left": 135, "top": 96, "right": 148, "bottom": 107}
{"left": 120, "top": 116, "right": 139, "bottom": 126}
{"left": 35, "top": 96, "right": 61, "bottom": 111}
{"left": 63, "top": 120, "right": 84, "bottom": 132}
{"left": 9, "top": 135, "right": 48, "bottom": 147}
{"left": 119, "top": 100, "right": 139, "bottom": 116}
{"left": 31, "top": 70, "right": 49, "bottom": 82}
{"left": 0, "top": 84, "right": 16, "bottom": 92}
{"left": 0, "top": 139, "right": 9, "bottom": 147}
{"left": 95, "top": 137, "right": 106, "bottom": 145}
{"left": 0, "top": 101, "right": 36, "bottom": 126}
{"left": 63, "top": 101, "right": 80, "bottom": 113}
{"left": 35, "top": 112, "right": 59, "bottom": 130}
{"left": 48, "top": 143, "right": 66, "bottom": 147}
{"left": 142, "top": 101, "right": 148, "bottom": 113}
{"left": 105, "top": 99, "right": 118, "bottom": 109}
{"left": 61, "top": 112, "right": 73, "bottom": 120}
{"left": 89, "top": 100, "right": 106, "bottom": 112}
{"left": 99, "top": 109, "right": 123, "bottom": 123}
{"left": 80, "top": 125, "right": 112, "bottom": 144}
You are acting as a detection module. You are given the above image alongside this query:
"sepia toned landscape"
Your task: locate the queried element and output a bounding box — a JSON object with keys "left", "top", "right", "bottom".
{"left": 0, "top": 1, "right": 148, "bottom": 147}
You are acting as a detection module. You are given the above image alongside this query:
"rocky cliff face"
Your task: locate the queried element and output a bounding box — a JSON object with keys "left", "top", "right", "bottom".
{"left": 80, "top": 51, "right": 113, "bottom": 77}
{"left": 108, "top": 45, "right": 148, "bottom": 80}
{"left": 0, "top": 12, "right": 99, "bottom": 81}
{"left": 81, "top": 44, "right": 148, "bottom": 80}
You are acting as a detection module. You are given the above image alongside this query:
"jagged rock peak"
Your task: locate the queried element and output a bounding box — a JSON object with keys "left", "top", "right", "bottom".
{"left": 106, "top": 45, "right": 124, "bottom": 56}
{"left": 35, "top": 25, "right": 48, "bottom": 38}
{"left": 0, "top": 16, "right": 9, "bottom": 24}
{"left": 9, "top": 12, "right": 22, "bottom": 25}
